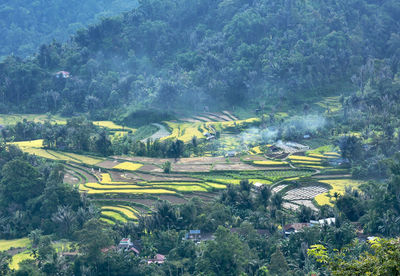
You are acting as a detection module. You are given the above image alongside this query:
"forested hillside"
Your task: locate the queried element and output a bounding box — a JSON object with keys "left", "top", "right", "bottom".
{"left": 0, "top": 0, "right": 399, "bottom": 119}
{"left": 0, "top": 0, "right": 138, "bottom": 59}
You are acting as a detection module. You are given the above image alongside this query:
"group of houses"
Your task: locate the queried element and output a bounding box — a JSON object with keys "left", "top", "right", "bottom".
{"left": 100, "top": 238, "right": 166, "bottom": 265}
{"left": 283, "top": 217, "right": 336, "bottom": 236}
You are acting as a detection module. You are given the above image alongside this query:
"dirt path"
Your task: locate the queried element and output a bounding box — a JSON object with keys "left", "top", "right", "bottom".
{"left": 141, "top": 123, "right": 170, "bottom": 142}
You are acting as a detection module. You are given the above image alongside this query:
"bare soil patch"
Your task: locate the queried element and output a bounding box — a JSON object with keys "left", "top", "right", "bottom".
{"left": 113, "top": 156, "right": 171, "bottom": 165}
{"left": 97, "top": 160, "right": 120, "bottom": 169}
{"left": 67, "top": 165, "right": 98, "bottom": 182}
{"left": 241, "top": 155, "right": 266, "bottom": 161}
{"left": 109, "top": 171, "right": 143, "bottom": 182}
{"left": 135, "top": 172, "right": 198, "bottom": 182}
{"left": 172, "top": 164, "right": 211, "bottom": 172}
{"left": 222, "top": 111, "right": 238, "bottom": 120}
{"left": 158, "top": 195, "right": 187, "bottom": 204}
{"left": 291, "top": 200, "right": 318, "bottom": 211}
{"left": 138, "top": 164, "right": 163, "bottom": 173}
{"left": 213, "top": 163, "right": 267, "bottom": 171}
{"left": 312, "top": 174, "right": 352, "bottom": 179}
{"left": 63, "top": 171, "right": 80, "bottom": 185}
{"left": 176, "top": 156, "right": 226, "bottom": 164}
{"left": 283, "top": 186, "right": 328, "bottom": 201}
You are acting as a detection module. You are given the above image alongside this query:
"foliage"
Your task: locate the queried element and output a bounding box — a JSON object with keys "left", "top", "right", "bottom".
{"left": 308, "top": 238, "right": 400, "bottom": 275}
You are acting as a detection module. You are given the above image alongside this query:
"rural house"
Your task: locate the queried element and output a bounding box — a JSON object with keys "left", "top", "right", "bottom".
{"left": 55, "top": 71, "right": 70, "bottom": 78}
{"left": 147, "top": 254, "right": 166, "bottom": 264}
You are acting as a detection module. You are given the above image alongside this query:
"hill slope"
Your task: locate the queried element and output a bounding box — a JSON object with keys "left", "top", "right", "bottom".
{"left": 0, "top": 0, "right": 138, "bottom": 59}
{"left": 0, "top": 0, "right": 399, "bottom": 119}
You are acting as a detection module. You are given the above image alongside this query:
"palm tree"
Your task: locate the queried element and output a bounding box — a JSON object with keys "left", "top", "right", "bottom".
{"left": 52, "top": 206, "right": 76, "bottom": 237}
{"left": 28, "top": 229, "right": 42, "bottom": 248}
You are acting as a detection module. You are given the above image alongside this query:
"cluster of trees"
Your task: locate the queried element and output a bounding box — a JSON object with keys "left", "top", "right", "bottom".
{"left": 0, "top": 144, "right": 95, "bottom": 239}
{"left": 0, "top": 0, "right": 399, "bottom": 118}
{"left": 333, "top": 60, "right": 400, "bottom": 179}
{"left": 0, "top": 178, "right": 358, "bottom": 275}
{"left": 1, "top": 118, "right": 112, "bottom": 156}
{"left": 0, "top": 0, "right": 138, "bottom": 59}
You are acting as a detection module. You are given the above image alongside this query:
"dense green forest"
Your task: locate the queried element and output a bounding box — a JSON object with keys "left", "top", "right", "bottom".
{"left": 0, "top": 0, "right": 399, "bottom": 118}
{"left": 0, "top": 0, "right": 138, "bottom": 59}
{"left": 1, "top": 0, "right": 400, "bottom": 275}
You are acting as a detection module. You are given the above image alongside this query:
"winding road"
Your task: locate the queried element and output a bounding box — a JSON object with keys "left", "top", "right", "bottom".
{"left": 141, "top": 123, "right": 170, "bottom": 142}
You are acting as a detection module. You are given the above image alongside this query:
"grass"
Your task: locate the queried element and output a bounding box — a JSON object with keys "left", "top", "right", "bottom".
{"left": 288, "top": 155, "right": 322, "bottom": 162}
{"left": 291, "top": 160, "right": 322, "bottom": 165}
{"left": 315, "top": 179, "right": 364, "bottom": 206}
{"left": 316, "top": 96, "right": 342, "bottom": 113}
{"left": 99, "top": 173, "right": 132, "bottom": 184}
{"left": 214, "top": 179, "right": 241, "bottom": 185}
{"left": 153, "top": 184, "right": 207, "bottom": 192}
{"left": 10, "top": 139, "right": 44, "bottom": 148}
{"left": 10, "top": 251, "right": 34, "bottom": 270}
{"left": 84, "top": 183, "right": 146, "bottom": 189}
{"left": 100, "top": 218, "right": 116, "bottom": 225}
{"left": 249, "top": 146, "right": 262, "bottom": 154}
{"left": 253, "top": 160, "right": 288, "bottom": 166}
{"left": 162, "top": 122, "right": 205, "bottom": 142}
{"left": 113, "top": 162, "right": 143, "bottom": 171}
{"left": 84, "top": 188, "right": 176, "bottom": 195}
{"left": 298, "top": 165, "right": 326, "bottom": 169}
{"left": 205, "top": 182, "right": 227, "bottom": 189}
{"left": 0, "top": 238, "right": 30, "bottom": 251}
{"left": 101, "top": 211, "right": 128, "bottom": 223}
{"left": 93, "top": 121, "right": 135, "bottom": 132}
{"left": 101, "top": 206, "right": 138, "bottom": 220}
{"left": 10, "top": 139, "right": 103, "bottom": 165}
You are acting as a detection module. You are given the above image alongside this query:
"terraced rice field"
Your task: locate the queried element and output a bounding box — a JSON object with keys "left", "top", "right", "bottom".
{"left": 113, "top": 162, "right": 143, "bottom": 171}
{"left": 10, "top": 251, "right": 34, "bottom": 270}
{"left": 316, "top": 96, "right": 342, "bottom": 113}
{"left": 288, "top": 155, "right": 322, "bottom": 162}
{"left": 0, "top": 238, "right": 30, "bottom": 251}
{"left": 314, "top": 179, "right": 364, "bottom": 206}
{"left": 10, "top": 139, "right": 103, "bottom": 165}
{"left": 93, "top": 121, "right": 136, "bottom": 132}
{"left": 8, "top": 115, "right": 354, "bottom": 217}
{"left": 253, "top": 160, "right": 288, "bottom": 166}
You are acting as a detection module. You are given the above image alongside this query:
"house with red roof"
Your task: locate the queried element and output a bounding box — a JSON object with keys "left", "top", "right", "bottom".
{"left": 147, "top": 254, "right": 166, "bottom": 264}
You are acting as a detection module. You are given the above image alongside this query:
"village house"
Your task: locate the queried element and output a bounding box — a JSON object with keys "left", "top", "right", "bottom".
{"left": 183, "top": 230, "right": 215, "bottom": 243}
{"left": 147, "top": 254, "right": 166, "bottom": 264}
{"left": 283, "top": 223, "right": 311, "bottom": 236}
{"left": 117, "top": 238, "right": 140, "bottom": 254}
{"left": 55, "top": 71, "right": 70, "bottom": 79}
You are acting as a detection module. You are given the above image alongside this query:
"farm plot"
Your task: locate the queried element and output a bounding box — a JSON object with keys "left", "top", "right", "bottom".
{"left": 314, "top": 179, "right": 364, "bottom": 206}
{"left": 93, "top": 121, "right": 135, "bottom": 132}
{"left": 10, "top": 139, "right": 104, "bottom": 165}
{"left": 282, "top": 186, "right": 329, "bottom": 211}
{"left": 283, "top": 186, "right": 328, "bottom": 201}
{"left": 0, "top": 238, "right": 30, "bottom": 251}
{"left": 113, "top": 162, "right": 143, "bottom": 171}
{"left": 101, "top": 205, "right": 139, "bottom": 221}
{"left": 253, "top": 160, "right": 289, "bottom": 166}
